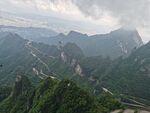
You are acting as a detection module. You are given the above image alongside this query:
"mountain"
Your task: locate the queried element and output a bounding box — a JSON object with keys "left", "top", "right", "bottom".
{"left": 0, "top": 25, "right": 58, "bottom": 40}
{"left": 0, "top": 76, "right": 122, "bottom": 113}
{"left": 0, "top": 32, "right": 56, "bottom": 85}
{"left": 0, "top": 32, "right": 85, "bottom": 85}
{"left": 0, "top": 31, "right": 150, "bottom": 107}
{"left": 0, "top": 25, "right": 143, "bottom": 59}
{"left": 100, "top": 41, "right": 150, "bottom": 101}
{"left": 31, "top": 28, "right": 143, "bottom": 59}
{"left": 79, "top": 41, "right": 150, "bottom": 103}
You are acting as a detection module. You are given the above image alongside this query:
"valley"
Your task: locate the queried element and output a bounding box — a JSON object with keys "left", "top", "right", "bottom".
{"left": 1, "top": 1, "right": 150, "bottom": 113}
{"left": 0, "top": 27, "right": 149, "bottom": 113}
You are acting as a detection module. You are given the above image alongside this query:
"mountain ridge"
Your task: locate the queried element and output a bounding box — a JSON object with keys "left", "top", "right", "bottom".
{"left": 40, "top": 28, "right": 143, "bottom": 58}
{"left": 0, "top": 26, "right": 143, "bottom": 58}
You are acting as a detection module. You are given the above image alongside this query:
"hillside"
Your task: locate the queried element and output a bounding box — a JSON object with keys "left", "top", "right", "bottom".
{"left": 100, "top": 41, "right": 150, "bottom": 101}
{"left": 0, "top": 32, "right": 150, "bottom": 107}
{"left": 80, "top": 41, "right": 150, "bottom": 103}
{"left": 0, "top": 76, "right": 122, "bottom": 113}
{"left": 0, "top": 32, "right": 85, "bottom": 85}
{"left": 31, "top": 28, "right": 143, "bottom": 59}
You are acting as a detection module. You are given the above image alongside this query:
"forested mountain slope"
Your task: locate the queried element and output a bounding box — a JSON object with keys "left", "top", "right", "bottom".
{"left": 0, "top": 32, "right": 84, "bottom": 85}
{"left": 0, "top": 31, "right": 149, "bottom": 106}
{"left": 80, "top": 42, "right": 150, "bottom": 102}
{"left": 0, "top": 76, "right": 122, "bottom": 113}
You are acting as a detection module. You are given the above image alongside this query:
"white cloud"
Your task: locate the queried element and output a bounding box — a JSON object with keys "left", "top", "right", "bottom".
{"left": 71, "top": 0, "right": 150, "bottom": 42}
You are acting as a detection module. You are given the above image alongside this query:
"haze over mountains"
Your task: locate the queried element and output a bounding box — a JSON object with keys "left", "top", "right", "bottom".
{"left": 0, "top": 24, "right": 150, "bottom": 113}
{"left": 0, "top": 10, "right": 105, "bottom": 35}
{"left": 45, "top": 28, "right": 143, "bottom": 58}
{"left": 0, "top": 25, "right": 143, "bottom": 59}
{"left": 0, "top": 29, "right": 150, "bottom": 104}
{"left": 0, "top": 11, "right": 48, "bottom": 28}
{"left": 1, "top": 1, "right": 150, "bottom": 113}
{"left": 0, "top": 25, "right": 57, "bottom": 40}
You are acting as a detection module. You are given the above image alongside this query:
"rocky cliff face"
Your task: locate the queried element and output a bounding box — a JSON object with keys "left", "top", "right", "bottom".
{"left": 59, "top": 42, "right": 84, "bottom": 76}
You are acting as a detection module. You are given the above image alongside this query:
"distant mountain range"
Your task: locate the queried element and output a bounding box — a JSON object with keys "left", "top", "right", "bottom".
{"left": 46, "top": 28, "right": 143, "bottom": 58}
{"left": 0, "top": 26, "right": 143, "bottom": 59}
{"left": 0, "top": 10, "right": 112, "bottom": 34}
{"left": 0, "top": 25, "right": 57, "bottom": 40}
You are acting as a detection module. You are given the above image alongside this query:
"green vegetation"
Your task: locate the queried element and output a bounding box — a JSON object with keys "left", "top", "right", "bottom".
{"left": 77, "top": 42, "right": 150, "bottom": 103}
{"left": 0, "top": 32, "right": 150, "bottom": 108}
{"left": 0, "top": 86, "right": 11, "bottom": 102}
{"left": 0, "top": 76, "right": 123, "bottom": 113}
{"left": 63, "top": 42, "right": 84, "bottom": 59}
{"left": 98, "top": 93, "right": 123, "bottom": 112}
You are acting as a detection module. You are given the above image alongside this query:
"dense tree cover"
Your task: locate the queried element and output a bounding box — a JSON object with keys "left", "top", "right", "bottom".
{"left": 98, "top": 93, "right": 124, "bottom": 112}
{"left": 75, "top": 42, "right": 150, "bottom": 104}
{"left": 63, "top": 42, "right": 84, "bottom": 59}
{"left": 0, "top": 86, "right": 11, "bottom": 102}
{"left": 97, "top": 42, "right": 150, "bottom": 101}
{"left": 0, "top": 76, "right": 123, "bottom": 113}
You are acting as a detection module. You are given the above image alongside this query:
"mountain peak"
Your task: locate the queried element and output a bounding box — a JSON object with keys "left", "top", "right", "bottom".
{"left": 58, "top": 33, "right": 65, "bottom": 37}
{"left": 110, "top": 27, "right": 143, "bottom": 46}
{"left": 67, "top": 30, "right": 88, "bottom": 37}
{"left": 111, "top": 27, "right": 138, "bottom": 34}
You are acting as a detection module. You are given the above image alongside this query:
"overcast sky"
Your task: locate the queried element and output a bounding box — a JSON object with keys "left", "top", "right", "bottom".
{"left": 0, "top": 0, "right": 150, "bottom": 42}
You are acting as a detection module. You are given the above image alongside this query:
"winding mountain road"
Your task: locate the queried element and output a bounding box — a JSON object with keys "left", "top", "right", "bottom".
{"left": 26, "top": 41, "right": 56, "bottom": 79}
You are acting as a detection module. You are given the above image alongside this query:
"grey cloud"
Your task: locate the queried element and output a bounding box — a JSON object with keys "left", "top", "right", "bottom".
{"left": 37, "top": 0, "right": 150, "bottom": 28}
{"left": 72, "top": 0, "right": 150, "bottom": 27}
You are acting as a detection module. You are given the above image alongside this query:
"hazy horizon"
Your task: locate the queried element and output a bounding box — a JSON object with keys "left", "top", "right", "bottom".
{"left": 0, "top": 0, "right": 150, "bottom": 43}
